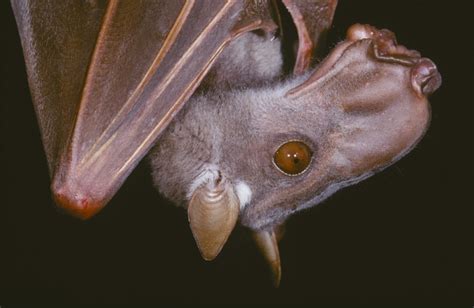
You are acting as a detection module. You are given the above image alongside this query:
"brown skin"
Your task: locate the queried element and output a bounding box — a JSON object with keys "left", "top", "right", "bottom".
{"left": 241, "top": 25, "right": 440, "bottom": 230}
{"left": 150, "top": 24, "right": 441, "bottom": 232}
{"left": 148, "top": 24, "right": 440, "bottom": 283}
{"left": 11, "top": 0, "right": 336, "bottom": 219}
{"left": 12, "top": 1, "right": 440, "bottom": 285}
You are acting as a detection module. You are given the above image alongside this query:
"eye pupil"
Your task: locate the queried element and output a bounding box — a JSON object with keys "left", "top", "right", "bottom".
{"left": 273, "top": 141, "right": 312, "bottom": 175}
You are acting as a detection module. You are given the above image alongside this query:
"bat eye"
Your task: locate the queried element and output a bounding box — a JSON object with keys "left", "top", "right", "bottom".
{"left": 273, "top": 141, "right": 312, "bottom": 176}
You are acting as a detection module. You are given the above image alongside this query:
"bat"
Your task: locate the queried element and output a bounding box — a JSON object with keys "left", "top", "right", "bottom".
{"left": 10, "top": 0, "right": 336, "bottom": 218}
{"left": 149, "top": 24, "right": 441, "bottom": 286}
{"left": 10, "top": 0, "right": 441, "bottom": 286}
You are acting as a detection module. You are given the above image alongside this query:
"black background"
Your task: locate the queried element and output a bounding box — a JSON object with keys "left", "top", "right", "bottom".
{"left": 1, "top": 0, "right": 472, "bottom": 305}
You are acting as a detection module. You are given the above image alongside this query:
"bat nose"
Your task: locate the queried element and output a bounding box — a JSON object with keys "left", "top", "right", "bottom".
{"left": 411, "top": 58, "right": 442, "bottom": 97}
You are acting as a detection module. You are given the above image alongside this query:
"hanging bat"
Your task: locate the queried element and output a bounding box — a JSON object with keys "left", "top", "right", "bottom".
{"left": 11, "top": 0, "right": 441, "bottom": 286}
{"left": 149, "top": 24, "right": 441, "bottom": 285}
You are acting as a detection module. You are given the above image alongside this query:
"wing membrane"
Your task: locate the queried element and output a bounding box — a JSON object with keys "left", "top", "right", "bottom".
{"left": 12, "top": 0, "right": 244, "bottom": 218}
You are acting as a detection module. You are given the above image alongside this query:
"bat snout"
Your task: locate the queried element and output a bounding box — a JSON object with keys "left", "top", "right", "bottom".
{"left": 320, "top": 27, "right": 442, "bottom": 182}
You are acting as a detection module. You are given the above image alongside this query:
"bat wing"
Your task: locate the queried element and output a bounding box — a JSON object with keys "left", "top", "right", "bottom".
{"left": 282, "top": 0, "right": 338, "bottom": 74}
{"left": 11, "top": 0, "right": 277, "bottom": 219}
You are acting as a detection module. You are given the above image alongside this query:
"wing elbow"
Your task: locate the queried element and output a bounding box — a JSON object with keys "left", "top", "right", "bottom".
{"left": 51, "top": 179, "right": 104, "bottom": 220}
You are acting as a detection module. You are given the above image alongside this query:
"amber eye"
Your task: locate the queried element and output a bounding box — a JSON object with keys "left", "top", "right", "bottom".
{"left": 273, "top": 141, "right": 312, "bottom": 176}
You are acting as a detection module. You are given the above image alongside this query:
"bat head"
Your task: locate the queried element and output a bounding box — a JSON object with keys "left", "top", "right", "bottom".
{"left": 225, "top": 24, "right": 441, "bottom": 230}
{"left": 149, "top": 24, "right": 441, "bottom": 270}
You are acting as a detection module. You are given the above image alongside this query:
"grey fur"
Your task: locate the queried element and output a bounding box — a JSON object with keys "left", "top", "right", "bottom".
{"left": 149, "top": 33, "right": 431, "bottom": 230}
{"left": 199, "top": 31, "right": 283, "bottom": 89}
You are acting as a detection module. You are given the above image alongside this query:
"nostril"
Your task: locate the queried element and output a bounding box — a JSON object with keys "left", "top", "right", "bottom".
{"left": 411, "top": 58, "right": 442, "bottom": 96}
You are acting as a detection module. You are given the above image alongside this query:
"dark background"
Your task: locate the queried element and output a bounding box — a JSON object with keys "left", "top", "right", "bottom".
{"left": 1, "top": 0, "right": 472, "bottom": 305}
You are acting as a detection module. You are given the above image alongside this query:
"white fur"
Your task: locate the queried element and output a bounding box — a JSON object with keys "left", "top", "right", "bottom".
{"left": 235, "top": 181, "right": 252, "bottom": 210}
{"left": 187, "top": 166, "right": 252, "bottom": 211}
{"left": 186, "top": 164, "right": 220, "bottom": 199}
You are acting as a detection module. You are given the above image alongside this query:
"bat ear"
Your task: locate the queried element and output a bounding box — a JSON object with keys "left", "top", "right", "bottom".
{"left": 188, "top": 178, "right": 239, "bottom": 261}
